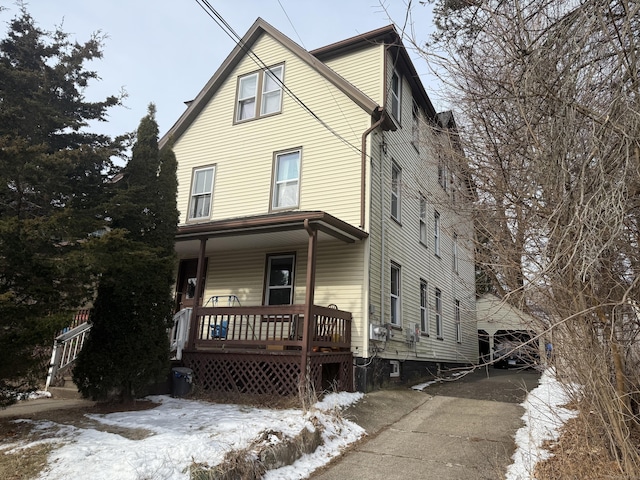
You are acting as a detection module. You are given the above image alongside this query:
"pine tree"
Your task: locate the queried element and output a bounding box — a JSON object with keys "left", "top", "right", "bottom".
{"left": 0, "top": 6, "right": 122, "bottom": 402}
{"left": 74, "top": 105, "right": 178, "bottom": 402}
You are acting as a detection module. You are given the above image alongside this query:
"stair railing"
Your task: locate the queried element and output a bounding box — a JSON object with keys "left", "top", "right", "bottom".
{"left": 44, "top": 322, "right": 92, "bottom": 392}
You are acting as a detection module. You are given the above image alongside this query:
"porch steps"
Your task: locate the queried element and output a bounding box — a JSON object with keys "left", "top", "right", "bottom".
{"left": 47, "top": 375, "right": 82, "bottom": 400}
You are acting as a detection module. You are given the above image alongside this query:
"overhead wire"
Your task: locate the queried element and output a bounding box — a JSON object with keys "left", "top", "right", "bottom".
{"left": 194, "top": 0, "right": 365, "bottom": 156}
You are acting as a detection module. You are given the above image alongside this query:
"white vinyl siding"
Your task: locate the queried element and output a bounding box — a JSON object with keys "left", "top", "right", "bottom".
{"left": 189, "top": 166, "right": 215, "bottom": 220}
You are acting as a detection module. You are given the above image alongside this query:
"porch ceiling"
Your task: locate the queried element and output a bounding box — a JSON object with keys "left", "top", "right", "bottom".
{"left": 174, "top": 211, "right": 367, "bottom": 257}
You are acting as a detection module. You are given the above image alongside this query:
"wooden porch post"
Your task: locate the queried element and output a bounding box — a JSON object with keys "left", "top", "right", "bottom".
{"left": 188, "top": 237, "right": 207, "bottom": 349}
{"left": 301, "top": 220, "right": 317, "bottom": 391}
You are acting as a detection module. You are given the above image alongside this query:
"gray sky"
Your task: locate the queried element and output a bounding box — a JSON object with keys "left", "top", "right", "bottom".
{"left": 4, "top": 1, "right": 440, "bottom": 142}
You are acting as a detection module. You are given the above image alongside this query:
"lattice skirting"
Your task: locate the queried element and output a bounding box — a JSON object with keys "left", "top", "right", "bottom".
{"left": 182, "top": 351, "right": 353, "bottom": 396}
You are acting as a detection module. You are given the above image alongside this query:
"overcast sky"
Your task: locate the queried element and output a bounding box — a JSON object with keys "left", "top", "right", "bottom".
{"left": 3, "top": 1, "right": 441, "bottom": 143}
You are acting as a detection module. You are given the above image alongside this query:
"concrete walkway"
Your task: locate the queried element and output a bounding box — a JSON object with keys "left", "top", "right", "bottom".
{"left": 312, "top": 369, "right": 539, "bottom": 480}
{"left": 0, "top": 397, "right": 94, "bottom": 419}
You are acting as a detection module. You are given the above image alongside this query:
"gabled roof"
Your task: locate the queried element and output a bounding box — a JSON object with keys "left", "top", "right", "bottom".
{"left": 159, "top": 18, "right": 380, "bottom": 148}
{"left": 312, "top": 24, "right": 437, "bottom": 122}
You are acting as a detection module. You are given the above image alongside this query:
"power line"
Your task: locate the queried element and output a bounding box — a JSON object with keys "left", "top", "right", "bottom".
{"left": 193, "top": 0, "right": 364, "bottom": 155}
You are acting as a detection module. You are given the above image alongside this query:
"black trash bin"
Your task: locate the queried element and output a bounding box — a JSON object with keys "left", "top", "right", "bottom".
{"left": 171, "top": 367, "right": 193, "bottom": 397}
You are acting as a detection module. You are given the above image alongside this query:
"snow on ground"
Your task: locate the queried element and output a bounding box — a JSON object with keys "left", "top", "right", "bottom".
{"left": 0, "top": 392, "right": 365, "bottom": 480}
{"left": 505, "top": 368, "right": 578, "bottom": 480}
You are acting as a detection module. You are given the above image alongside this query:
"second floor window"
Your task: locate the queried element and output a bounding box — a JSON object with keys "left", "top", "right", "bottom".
{"left": 272, "top": 149, "right": 301, "bottom": 210}
{"left": 419, "top": 196, "right": 427, "bottom": 245}
{"left": 390, "top": 69, "right": 401, "bottom": 120}
{"left": 236, "top": 65, "right": 284, "bottom": 122}
{"left": 453, "top": 233, "right": 459, "bottom": 273}
{"left": 434, "top": 211, "right": 441, "bottom": 256}
{"left": 391, "top": 162, "right": 401, "bottom": 221}
{"left": 189, "top": 166, "right": 215, "bottom": 220}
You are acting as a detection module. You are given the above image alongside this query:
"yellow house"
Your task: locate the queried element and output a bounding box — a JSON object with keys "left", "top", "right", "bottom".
{"left": 161, "top": 18, "right": 477, "bottom": 394}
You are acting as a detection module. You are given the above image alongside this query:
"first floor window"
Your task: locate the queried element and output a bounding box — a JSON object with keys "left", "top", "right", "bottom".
{"left": 435, "top": 288, "right": 442, "bottom": 338}
{"left": 265, "top": 254, "right": 295, "bottom": 305}
{"left": 189, "top": 166, "right": 215, "bottom": 220}
{"left": 455, "top": 299, "right": 461, "bottom": 343}
{"left": 420, "top": 280, "right": 429, "bottom": 334}
{"left": 272, "top": 149, "right": 301, "bottom": 209}
{"left": 390, "top": 263, "right": 401, "bottom": 325}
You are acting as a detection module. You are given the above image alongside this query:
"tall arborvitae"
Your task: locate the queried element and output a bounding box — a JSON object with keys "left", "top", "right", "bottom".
{"left": 74, "top": 105, "right": 178, "bottom": 402}
{"left": 0, "top": 6, "right": 122, "bottom": 404}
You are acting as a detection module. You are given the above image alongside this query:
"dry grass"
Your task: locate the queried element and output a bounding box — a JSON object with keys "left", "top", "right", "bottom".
{"left": 535, "top": 404, "right": 638, "bottom": 480}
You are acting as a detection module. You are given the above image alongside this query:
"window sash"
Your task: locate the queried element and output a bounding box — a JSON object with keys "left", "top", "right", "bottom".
{"left": 455, "top": 299, "right": 461, "bottom": 343}
{"left": 189, "top": 167, "right": 214, "bottom": 219}
{"left": 273, "top": 150, "right": 300, "bottom": 209}
{"left": 420, "top": 281, "right": 429, "bottom": 334}
{"left": 435, "top": 288, "right": 442, "bottom": 338}
{"left": 390, "top": 264, "right": 400, "bottom": 325}
{"left": 434, "top": 211, "right": 441, "bottom": 256}
{"left": 261, "top": 66, "right": 283, "bottom": 116}
{"left": 453, "top": 233, "right": 459, "bottom": 272}
{"left": 237, "top": 73, "right": 258, "bottom": 121}
{"left": 391, "top": 71, "right": 401, "bottom": 120}
{"left": 419, "top": 196, "right": 427, "bottom": 244}
{"left": 391, "top": 163, "right": 401, "bottom": 220}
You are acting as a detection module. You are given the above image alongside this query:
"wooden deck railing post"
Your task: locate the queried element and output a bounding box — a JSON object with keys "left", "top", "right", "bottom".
{"left": 302, "top": 220, "right": 317, "bottom": 391}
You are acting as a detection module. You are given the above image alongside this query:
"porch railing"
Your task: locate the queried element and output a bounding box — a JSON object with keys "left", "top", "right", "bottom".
{"left": 170, "top": 307, "right": 192, "bottom": 360}
{"left": 188, "top": 304, "right": 351, "bottom": 351}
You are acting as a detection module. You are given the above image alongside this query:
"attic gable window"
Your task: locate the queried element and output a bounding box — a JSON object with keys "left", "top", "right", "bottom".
{"left": 236, "top": 64, "right": 284, "bottom": 122}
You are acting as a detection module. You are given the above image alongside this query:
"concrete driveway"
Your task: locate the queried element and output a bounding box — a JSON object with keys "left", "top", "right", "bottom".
{"left": 311, "top": 368, "right": 541, "bottom": 480}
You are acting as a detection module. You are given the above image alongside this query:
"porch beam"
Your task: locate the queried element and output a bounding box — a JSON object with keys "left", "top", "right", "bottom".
{"left": 301, "top": 219, "right": 317, "bottom": 390}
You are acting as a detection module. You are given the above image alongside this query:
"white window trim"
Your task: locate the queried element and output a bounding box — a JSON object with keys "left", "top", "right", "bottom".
{"left": 188, "top": 165, "right": 215, "bottom": 221}
{"left": 420, "top": 280, "right": 429, "bottom": 335}
{"left": 391, "top": 162, "right": 401, "bottom": 222}
{"left": 236, "top": 64, "right": 284, "bottom": 123}
{"left": 435, "top": 288, "right": 443, "bottom": 339}
{"left": 390, "top": 262, "right": 401, "bottom": 326}
{"left": 271, "top": 148, "right": 301, "bottom": 210}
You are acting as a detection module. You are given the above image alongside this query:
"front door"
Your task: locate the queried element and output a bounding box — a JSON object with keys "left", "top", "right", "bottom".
{"left": 176, "top": 259, "right": 207, "bottom": 311}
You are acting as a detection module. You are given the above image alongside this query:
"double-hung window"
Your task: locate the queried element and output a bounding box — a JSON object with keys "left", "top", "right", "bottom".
{"left": 434, "top": 211, "right": 441, "bottom": 256}
{"left": 236, "top": 64, "right": 284, "bottom": 122}
{"left": 435, "top": 288, "right": 443, "bottom": 338}
{"left": 420, "top": 280, "right": 429, "bottom": 335}
{"left": 419, "top": 196, "right": 427, "bottom": 245}
{"left": 188, "top": 166, "right": 215, "bottom": 220}
{"left": 272, "top": 149, "right": 301, "bottom": 210}
{"left": 390, "top": 263, "right": 401, "bottom": 326}
{"left": 412, "top": 101, "right": 420, "bottom": 148}
{"left": 455, "top": 299, "right": 461, "bottom": 343}
{"left": 390, "top": 69, "right": 401, "bottom": 120}
{"left": 453, "top": 233, "right": 459, "bottom": 273}
{"left": 391, "top": 162, "right": 401, "bottom": 221}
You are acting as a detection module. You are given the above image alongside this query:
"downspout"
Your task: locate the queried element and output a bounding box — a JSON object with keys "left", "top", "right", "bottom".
{"left": 361, "top": 108, "right": 386, "bottom": 229}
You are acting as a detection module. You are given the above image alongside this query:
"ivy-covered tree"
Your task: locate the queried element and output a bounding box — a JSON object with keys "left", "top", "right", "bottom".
{"left": 73, "top": 105, "right": 178, "bottom": 402}
{"left": 0, "top": 5, "right": 122, "bottom": 404}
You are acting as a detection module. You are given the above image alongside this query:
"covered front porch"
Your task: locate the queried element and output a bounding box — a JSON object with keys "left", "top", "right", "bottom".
{"left": 172, "top": 211, "right": 367, "bottom": 396}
